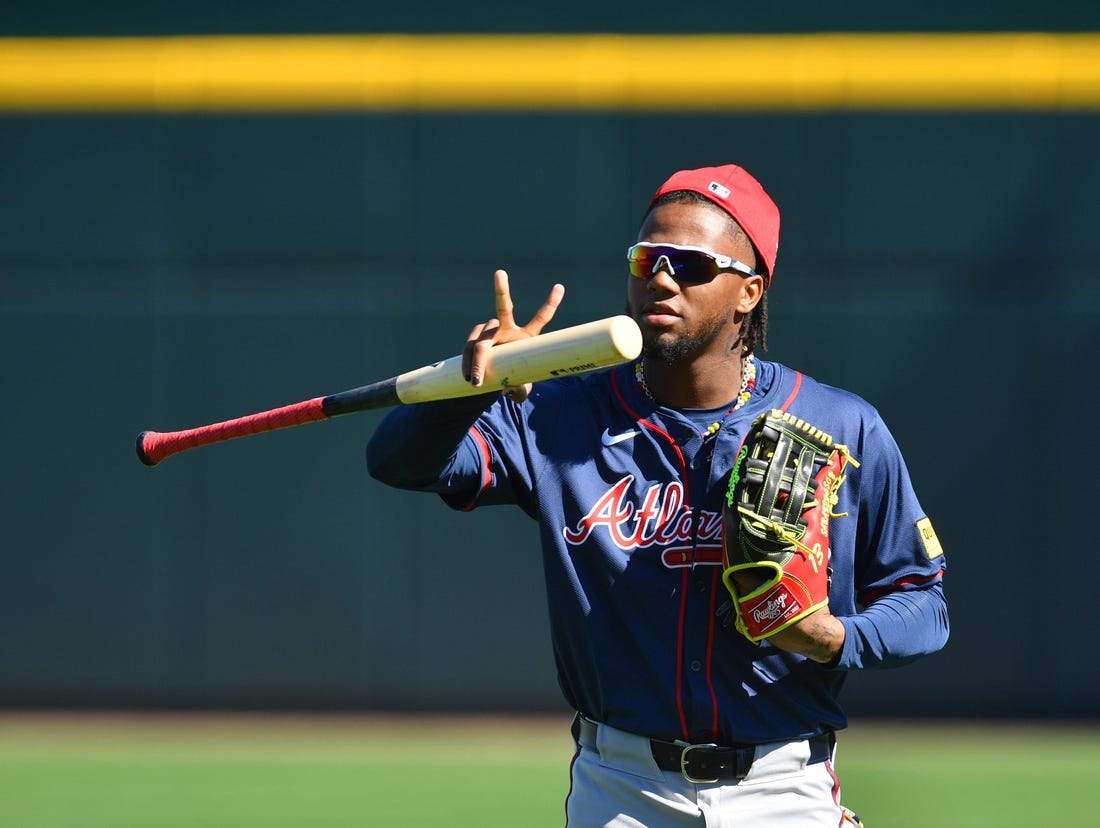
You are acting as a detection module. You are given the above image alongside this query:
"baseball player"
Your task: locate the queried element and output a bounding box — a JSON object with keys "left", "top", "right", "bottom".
{"left": 366, "top": 164, "right": 948, "bottom": 827}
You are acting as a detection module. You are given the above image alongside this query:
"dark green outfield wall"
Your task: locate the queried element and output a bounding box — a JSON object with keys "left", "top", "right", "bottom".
{"left": 3, "top": 109, "right": 1097, "bottom": 717}
{"left": 2, "top": 1, "right": 1099, "bottom": 717}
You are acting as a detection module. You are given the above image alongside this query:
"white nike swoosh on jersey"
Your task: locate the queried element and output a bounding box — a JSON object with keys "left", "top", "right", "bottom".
{"left": 601, "top": 428, "right": 639, "bottom": 446}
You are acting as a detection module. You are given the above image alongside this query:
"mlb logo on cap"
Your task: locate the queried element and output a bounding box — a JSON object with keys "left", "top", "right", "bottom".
{"left": 707, "top": 181, "right": 732, "bottom": 200}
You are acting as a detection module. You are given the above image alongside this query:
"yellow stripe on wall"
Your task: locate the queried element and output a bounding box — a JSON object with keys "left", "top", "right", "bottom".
{"left": 2, "top": 33, "right": 1099, "bottom": 112}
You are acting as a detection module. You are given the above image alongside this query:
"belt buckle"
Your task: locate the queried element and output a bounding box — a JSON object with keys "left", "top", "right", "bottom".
{"left": 679, "top": 742, "right": 720, "bottom": 784}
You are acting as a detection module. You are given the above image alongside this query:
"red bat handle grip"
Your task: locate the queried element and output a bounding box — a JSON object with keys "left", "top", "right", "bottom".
{"left": 136, "top": 397, "right": 327, "bottom": 466}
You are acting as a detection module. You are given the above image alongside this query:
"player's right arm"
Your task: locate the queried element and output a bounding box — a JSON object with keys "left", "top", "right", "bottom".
{"left": 366, "top": 394, "right": 493, "bottom": 492}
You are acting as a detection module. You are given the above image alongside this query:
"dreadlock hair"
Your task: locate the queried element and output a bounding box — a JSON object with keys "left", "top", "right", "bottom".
{"left": 646, "top": 190, "right": 769, "bottom": 355}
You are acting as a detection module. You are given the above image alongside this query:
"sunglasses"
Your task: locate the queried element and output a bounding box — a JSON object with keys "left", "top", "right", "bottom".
{"left": 627, "top": 242, "right": 758, "bottom": 284}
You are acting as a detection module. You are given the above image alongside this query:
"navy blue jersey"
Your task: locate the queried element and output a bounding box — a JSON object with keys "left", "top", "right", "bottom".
{"left": 367, "top": 359, "right": 947, "bottom": 744}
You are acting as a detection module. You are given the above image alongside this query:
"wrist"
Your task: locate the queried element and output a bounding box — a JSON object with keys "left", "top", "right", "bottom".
{"left": 767, "top": 609, "right": 845, "bottom": 664}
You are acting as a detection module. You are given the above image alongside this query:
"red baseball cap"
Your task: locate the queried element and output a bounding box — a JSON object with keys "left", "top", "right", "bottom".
{"left": 648, "top": 164, "right": 781, "bottom": 283}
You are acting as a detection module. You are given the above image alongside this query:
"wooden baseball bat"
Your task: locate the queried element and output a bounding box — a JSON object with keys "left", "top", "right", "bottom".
{"left": 136, "top": 315, "right": 642, "bottom": 466}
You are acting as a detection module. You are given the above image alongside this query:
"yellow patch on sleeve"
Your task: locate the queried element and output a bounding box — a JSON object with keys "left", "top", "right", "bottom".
{"left": 916, "top": 517, "right": 944, "bottom": 559}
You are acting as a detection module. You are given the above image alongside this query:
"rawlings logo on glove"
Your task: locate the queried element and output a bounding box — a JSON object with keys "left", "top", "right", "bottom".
{"left": 722, "top": 410, "right": 859, "bottom": 643}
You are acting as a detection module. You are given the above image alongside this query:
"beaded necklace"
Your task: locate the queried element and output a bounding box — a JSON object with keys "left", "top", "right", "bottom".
{"left": 635, "top": 353, "right": 757, "bottom": 438}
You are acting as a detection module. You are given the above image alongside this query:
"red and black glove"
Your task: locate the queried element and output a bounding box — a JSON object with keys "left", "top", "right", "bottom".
{"left": 722, "top": 409, "right": 859, "bottom": 642}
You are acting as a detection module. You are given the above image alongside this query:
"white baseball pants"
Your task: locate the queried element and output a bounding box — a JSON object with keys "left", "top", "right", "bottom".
{"left": 566, "top": 718, "right": 861, "bottom": 827}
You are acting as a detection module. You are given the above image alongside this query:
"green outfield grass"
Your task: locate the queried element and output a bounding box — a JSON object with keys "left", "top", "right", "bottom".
{"left": 1, "top": 713, "right": 1098, "bottom": 827}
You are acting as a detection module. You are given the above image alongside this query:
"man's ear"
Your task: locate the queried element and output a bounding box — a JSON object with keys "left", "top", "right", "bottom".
{"left": 736, "top": 275, "right": 766, "bottom": 314}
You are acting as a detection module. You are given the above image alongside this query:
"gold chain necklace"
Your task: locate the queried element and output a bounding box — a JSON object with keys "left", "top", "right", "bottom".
{"left": 635, "top": 353, "right": 758, "bottom": 438}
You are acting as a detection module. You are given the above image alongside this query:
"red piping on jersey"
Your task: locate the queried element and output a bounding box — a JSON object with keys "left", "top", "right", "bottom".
{"left": 859, "top": 570, "right": 944, "bottom": 606}
{"left": 674, "top": 568, "right": 691, "bottom": 738}
{"left": 610, "top": 366, "right": 687, "bottom": 470}
{"left": 779, "top": 370, "right": 803, "bottom": 412}
{"left": 611, "top": 365, "right": 697, "bottom": 740}
{"left": 704, "top": 566, "right": 721, "bottom": 738}
{"left": 461, "top": 426, "right": 495, "bottom": 512}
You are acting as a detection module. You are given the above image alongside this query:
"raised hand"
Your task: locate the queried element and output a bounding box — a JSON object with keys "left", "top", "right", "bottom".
{"left": 462, "top": 270, "right": 566, "bottom": 394}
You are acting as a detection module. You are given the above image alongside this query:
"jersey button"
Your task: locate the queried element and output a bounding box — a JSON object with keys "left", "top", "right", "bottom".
{"left": 695, "top": 578, "right": 708, "bottom": 592}
{"left": 690, "top": 659, "right": 703, "bottom": 672}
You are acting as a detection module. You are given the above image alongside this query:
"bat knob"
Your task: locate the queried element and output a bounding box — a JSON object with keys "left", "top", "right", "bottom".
{"left": 135, "top": 431, "right": 159, "bottom": 466}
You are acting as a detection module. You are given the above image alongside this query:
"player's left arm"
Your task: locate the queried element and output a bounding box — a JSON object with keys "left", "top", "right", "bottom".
{"left": 754, "top": 580, "right": 949, "bottom": 667}
{"left": 760, "top": 581, "right": 949, "bottom": 667}
{"left": 832, "top": 581, "right": 949, "bottom": 669}
{"left": 827, "top": 412, "right": 949, "bottom": 670}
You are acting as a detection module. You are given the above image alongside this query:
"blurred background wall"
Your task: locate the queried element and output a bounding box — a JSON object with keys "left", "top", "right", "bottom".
{"left": 2, "top": 2, "right": 1098, "bottom": 718}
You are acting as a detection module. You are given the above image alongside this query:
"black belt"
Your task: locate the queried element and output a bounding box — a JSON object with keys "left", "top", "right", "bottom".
{"left": 576, "top": 716, "right": 833, "bottom": 784}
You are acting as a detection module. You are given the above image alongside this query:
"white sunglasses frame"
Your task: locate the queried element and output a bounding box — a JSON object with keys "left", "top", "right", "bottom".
{"left": 627, "top": 242, "right": 758, "bottom": 281}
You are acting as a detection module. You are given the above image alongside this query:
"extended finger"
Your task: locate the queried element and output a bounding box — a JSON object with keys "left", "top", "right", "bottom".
{"left": 494, "top": 270, "right": 517, "bottom": 331}
{"left": 522, "top": 283, "right": 566, "bottom": 336}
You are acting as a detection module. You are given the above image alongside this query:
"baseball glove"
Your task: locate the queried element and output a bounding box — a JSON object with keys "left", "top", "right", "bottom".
{"left": 722, "top": 409, "right": 859, "bottom": 642}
